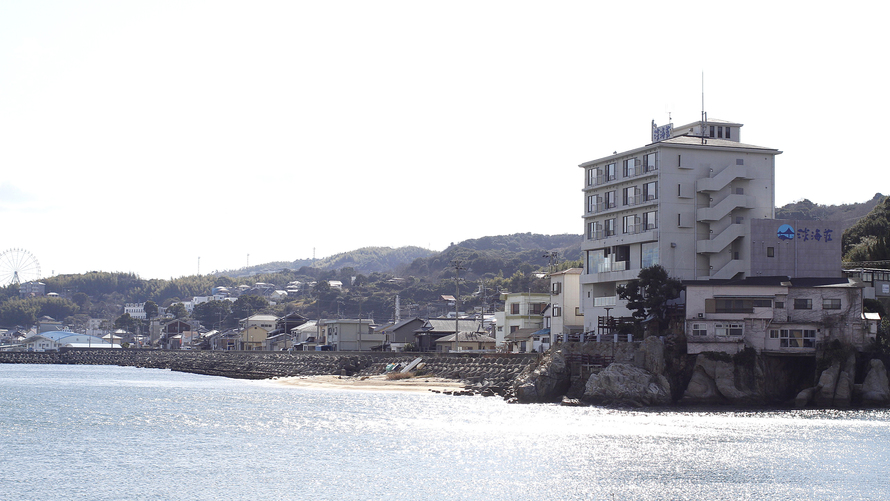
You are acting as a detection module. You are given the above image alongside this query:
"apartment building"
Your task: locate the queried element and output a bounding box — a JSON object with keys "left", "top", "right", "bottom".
{"left": 546, "top": 268, "right": 584, "bottom": 342}
{"left": 579, "top": 118, "right": 782, "bottom": 331}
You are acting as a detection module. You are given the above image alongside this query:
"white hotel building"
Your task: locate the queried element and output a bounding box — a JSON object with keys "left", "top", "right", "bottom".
{"left": 578, "top": 118, "right": 782, "bottom": 332}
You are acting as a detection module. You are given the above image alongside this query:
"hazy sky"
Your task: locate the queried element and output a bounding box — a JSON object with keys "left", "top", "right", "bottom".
{"left": 1, "top": 1, "right": 887, "bottom": 281}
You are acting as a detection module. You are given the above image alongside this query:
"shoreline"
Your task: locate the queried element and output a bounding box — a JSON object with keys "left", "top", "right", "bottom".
{"left": 272, "top": 374, "right": 467, "bottom": 393}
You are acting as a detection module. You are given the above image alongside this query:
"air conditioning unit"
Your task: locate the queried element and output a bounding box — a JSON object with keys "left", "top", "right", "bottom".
{"left": 697, "top": 313, "right": 704, "bottom": 319}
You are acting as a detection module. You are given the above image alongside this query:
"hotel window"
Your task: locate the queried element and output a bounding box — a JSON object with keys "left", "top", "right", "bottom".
{"left": 623, "top": 186, "right": 637, "bottom": 206}
{"left": 823, "top": 298, "right": 841, "bottom": 310}
{"left": 604, "top": 163, "right": 616, "bottom": 182}
{"left": 794, "top": 298, "right": 813, "bottom": 310}
{"left": 644, "top": 153, "right": 657, "bottom": 172}
{"left": 587, "top": 194, "right": 596, "bottom": 213}
{"left": 623, "top": 215, "right": 637, "bottom": 234}
{"left": 587, "top": 167, "right": 596, "bottom": 186}
{"left": 643, "top": 211, "right": 657, "bottom": 230}
{"left": 604, "top": 190, "right": 616, "bottom": 209}
{"left": 643, "top": 181, "right": 658, "bottom": 201}
{"left": 587, "top": 221, "right": 596, "bottom": 239}
{"left": 587, "top": 249, "right": 606, "bottom": 273}
{"left": 604, "top": 218, "right": 616, "bottom": 237}
{"left": 692, "top": 324, "right": 707, "bottom": 336}
{"left": 623, "top": 158, "right": 637, "bottom": 177}
{"left": 641, "top": 242, "right": 659, "bottom": 268}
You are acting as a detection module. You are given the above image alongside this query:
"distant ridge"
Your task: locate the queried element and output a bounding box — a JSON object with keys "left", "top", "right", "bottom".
{"left": 218, "top": 195, "right": 886, "bottom": 279}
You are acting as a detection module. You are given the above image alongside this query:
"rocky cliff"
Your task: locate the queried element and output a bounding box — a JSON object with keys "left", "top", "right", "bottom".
{"left": 509, "top": 338, "right": 890, "bottom": 409}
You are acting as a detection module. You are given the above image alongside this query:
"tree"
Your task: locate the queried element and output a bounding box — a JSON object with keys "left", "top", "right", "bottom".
{"left": 231, "top": 295, "right": 269, "bottom": 320}
{"left": 193, "top": 300, "right": 232, "bottom": 328}
{"left": 72, "top": 292, "right": 91, "bottom": 312}
{"left": 143, "top": 300, "right": 159, "bottom": 319}
{"left": 616, "top": 265, "right": 683, "bottom": 331}
{"left": 114, "top": 313, "right": 140, "bottom": 333}
{"left": 168, "top": 302, "right": 189, "bottom": 319}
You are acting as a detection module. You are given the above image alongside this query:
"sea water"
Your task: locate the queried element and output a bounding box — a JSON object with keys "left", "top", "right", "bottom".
{"left": 1, "top": 363, "right": 888, "bottom": 501}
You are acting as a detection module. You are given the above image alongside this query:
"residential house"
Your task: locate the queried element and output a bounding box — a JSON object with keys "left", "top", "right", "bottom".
{"left": 433, "top": 332, "right": 497, "bottom": 352}
{"left": 494, "top": 292, "right": 549, "bottom": 351}
{"left": 161, "top": 319, "right": 199, "bottom": 349}
{"left": 375, "top": 317, "right": 425, "bottom": 351}
{"left": 290, "top": 320, "right": 318, "bottom": 351}
{"left": 317, "top": 318, "right": 383, "bottom": 351}
{"left": 414, "top": 318, "right": 484, "bottom": 352}
{"left": 685, "top": 276, "right": 878, "bottom": 355}
{"left": 37, "top": 316, "right": 65, "bottom": 333}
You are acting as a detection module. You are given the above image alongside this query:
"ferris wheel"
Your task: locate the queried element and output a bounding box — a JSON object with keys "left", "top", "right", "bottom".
{"left": 0, "top": 248, "right": 42, "bottom": 285}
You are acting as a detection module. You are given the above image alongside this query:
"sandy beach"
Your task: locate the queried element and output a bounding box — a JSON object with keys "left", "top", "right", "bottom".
{"left": 273, "top": 374, "right": 466, "bottom": 393}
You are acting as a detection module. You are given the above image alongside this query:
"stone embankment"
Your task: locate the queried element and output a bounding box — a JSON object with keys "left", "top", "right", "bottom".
{"left": 0, "top": 349, "right": 537, "bottom": 396}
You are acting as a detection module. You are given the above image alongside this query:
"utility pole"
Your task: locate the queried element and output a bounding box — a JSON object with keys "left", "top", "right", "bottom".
{"left": 452, "top": 260, "right": 466, "bottom": 353}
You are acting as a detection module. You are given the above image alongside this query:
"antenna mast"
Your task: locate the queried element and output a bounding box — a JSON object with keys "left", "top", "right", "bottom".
{"left": 701, "top": 72, "right": 707, "bottom": 145}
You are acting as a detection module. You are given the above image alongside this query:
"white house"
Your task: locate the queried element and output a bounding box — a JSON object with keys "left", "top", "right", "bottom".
{"left": 685, "top": 276, "right": 878, "bottom": 355}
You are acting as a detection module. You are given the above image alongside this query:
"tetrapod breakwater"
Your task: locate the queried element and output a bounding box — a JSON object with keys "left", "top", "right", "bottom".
{"left": 0, "top": 349, "right": 539, "bottom": 396}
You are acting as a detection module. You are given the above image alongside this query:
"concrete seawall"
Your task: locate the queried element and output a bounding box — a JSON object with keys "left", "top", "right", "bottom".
{"left": 0, "top": 349, "right": 538, "bottom": 393}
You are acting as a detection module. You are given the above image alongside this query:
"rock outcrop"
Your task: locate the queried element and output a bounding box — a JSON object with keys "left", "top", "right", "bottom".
{"left": 511, "top": 348, "right": 571, "bottom": 403}
{"left": 860, "top": 359, "right": 890, "bottom": 406}
{"left": 680, "top": 350, "right": 765, "bottom": 405}
{"left": 581, "top": 362, "right": 672, "bottom": 407}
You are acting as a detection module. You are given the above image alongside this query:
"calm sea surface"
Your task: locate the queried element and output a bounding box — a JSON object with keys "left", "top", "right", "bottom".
{"left": 1, "top": 363, "right": 888, "bottom": 501}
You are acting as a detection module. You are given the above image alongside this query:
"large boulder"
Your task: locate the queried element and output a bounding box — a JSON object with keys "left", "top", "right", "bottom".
{"left": 581, "top": 363, "right": 672, "bottom": 407}
{"left": 680, "top": 353, "right": 765, "bottom": 405}
{"left": 860, "top": 359, "right": 890, "bottom": 406}
{"left": 833, "top": 370, "right": 854, "bottom": 408}
{"left": 794, "top": 387, "right": 816, "bottom": 408}
{"left": 814, "top": 361, "right": 841, "bottom": 407}
{"left": 511, "top": 349, "right": 571, "bottom": 403}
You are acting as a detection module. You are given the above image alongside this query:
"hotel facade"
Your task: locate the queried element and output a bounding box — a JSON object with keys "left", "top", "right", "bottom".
{"left": 578, "top": 118, "right": 783, "bottom": 332}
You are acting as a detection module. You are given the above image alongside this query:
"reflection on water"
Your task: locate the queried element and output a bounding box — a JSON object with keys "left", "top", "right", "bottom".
{"left": 2, "top": 364, "right": 888, "bottom": 501}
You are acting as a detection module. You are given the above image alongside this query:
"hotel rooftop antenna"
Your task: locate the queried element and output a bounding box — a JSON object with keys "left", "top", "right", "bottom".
{"left": 701, "top": 72, "right": 708, "bottom": 145}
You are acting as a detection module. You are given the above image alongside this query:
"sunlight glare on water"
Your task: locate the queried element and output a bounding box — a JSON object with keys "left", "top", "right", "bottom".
{"left": 1, "top": 364, "right": 889, "bottom": 501}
